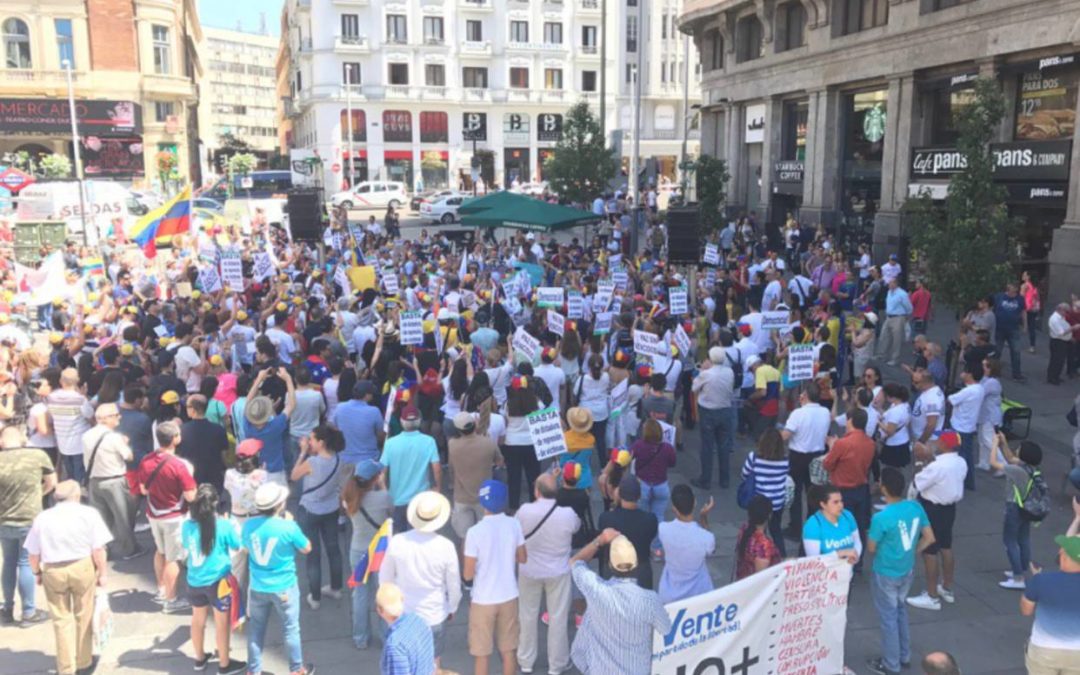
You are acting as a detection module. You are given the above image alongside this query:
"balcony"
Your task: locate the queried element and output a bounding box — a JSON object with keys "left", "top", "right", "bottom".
{"left": 385, "top": 37, "right": 409, "bottom": 46}
{"left": 419, "top": 86, "right": 448, "bottom": 100}
{"left": 460, "top": 40, "right": 492, "bottom": 56}
{"left": 335, "top": 35, "right": 370, "bottom": 52}
{"left": 542, "top": 89, "right": 567, "bottom": 103}
{"left": 298, "top": 37, "right": 313, "bottom": 53}
{"left": 579, "top": 0, "right": 600, "bottom": 12}
{"left": 651, "top": 129, "right": 678, "bottom": 140}
{"left": 341, "top": 83, "right": 364, "bottom": 98}
{"left": 143, "top": 73, "right": 197, "bottom": 100}
{"left": 581, "top": 91, "right": 600, "bottom": 104}
{"left": 578, "top": 44, "right": 600, "bottom": 59}
{"left": 459, "top": 0, "right": 493, "bottom": 10}
{"left": 386, "top": 85, "right": 412, "bottom": 98}
{"left": 423, "top": 37, "right": 446, "bottom": 46}
{"left": 463, "top": 87, "right": 490, "bottom": 102}
{"left": 506, "top": 42, "right": 568, "bottom": 53}
{"left": 331, "top": 0, "right": 369, "bottom": 5}
{"left": 0, "top": 69, "right": 83, "bottom": 86}
{"left": 507, "top": 88, "right": 533, "bottom": 102}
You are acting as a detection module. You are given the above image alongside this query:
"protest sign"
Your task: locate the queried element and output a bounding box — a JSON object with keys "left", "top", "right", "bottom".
{"left": 502, "top": 275, "right": 518, "bottom": 300}
{"left": 608, "top": 253, "right": 622, "bottom": 268}
{"left": 612, "top": 267, "right": 629, "bottom": 291}
{"left": 399, "top": 310, "right": 424, "bottom": 346}
{"left": 567, "top": 291, "right": 584, "bottom": 319}
{"left": 787, "top": 343, "right": 815, "bottom": 382}
{"left": 383, "top": 272, "right": 400, "bottom": 296}
{"left": 633, "top": 330, "right": 668, "bottom": 359}
{"left": 199, "top": 243, "right": 219, "bottom": 266}
{"left": 609, "top": 378, "right": 629, "bottom": 419}
{"left": 593, "top": 312, "right": 612, "bottom": 335}
{"left": 527, "top": 406, "right": 568, "bottom": 461}
{"left": 219, "top": 250, "right": 243, "bottom": 290}
{"left": 502, "top": 296, "right": 523, "bottom": 317}
{"left": 435, "top": 323, "right": 445, "bottom": 355}
{"left": 658, "top": 420, "right": 676, "bottom": 446}
{"left": 594, "top": 280, "right": 615, "bottom": 312}
{"left": 334, "top": 265, "right": 349, "bottom": 292}
{"left": 610, "top": 296, "right": 622, "bottom": 315}
{"left": 332, "top": 231, "right": 344, "bottom": 252}
{"left": 674, "top": 324, "right": 693, "bottom": 358}
{"left": 651, "top": 554, "right": 851, "bottom": 675}
{"left": 512, "top": 326, "right": 541, "bottom": 361}
{"left": 547, "top": 310, "right": 565, "bottom": 337}
{"left": 703, "top": 243, "right": 720, "bottom": 266}
{"left": 252, "top": 253, "right": 274, "bottom": 282}
{"left": 197, "top": 266, "right": 222, "bottom": 294}
{"left": 669, "top": 286, "right": 688, "bottom": 315}
{"left": 537, "top": 287, "right": 564, "bottom": 308}
{"left": 762, "top": 310, "right": 791, "bottom": 331}
{"left": 705, "top": 268, "right": 717, "bottom": 289}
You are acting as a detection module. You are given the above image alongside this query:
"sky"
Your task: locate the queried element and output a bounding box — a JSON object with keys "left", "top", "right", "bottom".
{"left": 198, "top": 0, "right": 284, "bottom": 36}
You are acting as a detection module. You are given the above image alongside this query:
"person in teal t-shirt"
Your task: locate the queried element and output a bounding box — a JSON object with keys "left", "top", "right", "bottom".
{"left": 380, "top": 405, "right": 440, "bottom": 529}
{"left": 801, "top": 485, "right": 861, "bottom": 564}
{"left": 181, "top": 485, "right": 246, "bottom": 674}
{"left": 242, "top": 483, "right": 314, "bottom": 675}
{"left": 866, "top": 469, "right": 936, "bottom": 675}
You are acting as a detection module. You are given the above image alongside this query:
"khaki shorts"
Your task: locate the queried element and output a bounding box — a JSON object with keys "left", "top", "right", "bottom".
{"left": 468, "top": 599, "right": 519, "bottom": 657}
{"left": 150, "top": 517, "right": 185, "bottom": 562}
{"left": 1026, "top": 642, "right": 1080, "bottom": 675}
{"left": 451, "top": 502, "right": 485, "bottom": 539}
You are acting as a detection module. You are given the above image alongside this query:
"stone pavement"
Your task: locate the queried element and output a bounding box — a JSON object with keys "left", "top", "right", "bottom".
{"left": 2, "top": 313, "right": 1077, "bottom": 675}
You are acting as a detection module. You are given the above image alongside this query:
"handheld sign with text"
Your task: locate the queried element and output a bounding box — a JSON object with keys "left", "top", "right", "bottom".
{"left": 594, "top": 281, "right": 614, "bottom": 312}
{"left": 669, "top": 286, "right": 689, "bottom": 315}
{"left": 512, "top": 326, "right": 541, "bottom": 361}
{"left": 528, "top": 406, "right": 568, "bottom": 461}
{"left": 608, "top": 253, "right": 622, "bottom": 268}
{"left": 593, "top": 312, "right": 612, "bottom": 335}
{"left": 612, "top": 267, "right": 629, "bottom": 291}
{"left": 383, "top": 272, "right": 400, "bottom": 296}
{"left": 501, "top": 275, "right": 518, "bottom": 300}
{"left": 609, "top": 378, "right": 629, "bottom": 419}
{"left": 399, "top": 310, "right": 424, "bottom": 346}
{"left": 762, "top": 310, "right": 791, "bottom": 331}
{"left": 537, "top": 287, "right": 564, "bottom": 308}
{"left": 547, "top": 310, "right": 565, "bottom": 337}
{"left": 198, "top": 266, "right": 222, "bottom": 294}
{"left": 567, "top": 291, "right": 584, "bottom": 319}
{"left": 703, "top": 243, "right": 720, "bottom": 266}
{"left": 219, "top": 250, "right": 243, "bottom": 290}
{"left": 674, "top": 324, "right": 693, "bottom": 358}
{"left": 658, "top": 420, "right": 677, "bottom": 446}
{"left": 610, "top": 296, "right": 623, "bottom": 315}
{"left": 334, "top": 265, "right": 350, "bottom": 293}
{"left": 705, "top": 268, "right": 717, "bottom": 289}
{"left": 787, "top": 343, "right": 815, "bottom": 382}
{"left": 253, "top": 253, "right": 274, "bottom": 282}
{"left": 633, "top": 330, "right": 668, "bottom": 359}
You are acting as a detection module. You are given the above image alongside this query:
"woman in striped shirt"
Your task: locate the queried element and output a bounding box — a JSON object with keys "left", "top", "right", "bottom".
{"left": 740, "top": 428, "right": 790, "bottom": 556}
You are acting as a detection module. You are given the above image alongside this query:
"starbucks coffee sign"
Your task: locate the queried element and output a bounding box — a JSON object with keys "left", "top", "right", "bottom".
{"left": 863, "top": 104, "right": 886, "bottom": 143}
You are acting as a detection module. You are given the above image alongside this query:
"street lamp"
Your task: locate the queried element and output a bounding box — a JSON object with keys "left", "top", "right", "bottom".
{"left": 62, "top": 59, "right": 89, "bottom": 246}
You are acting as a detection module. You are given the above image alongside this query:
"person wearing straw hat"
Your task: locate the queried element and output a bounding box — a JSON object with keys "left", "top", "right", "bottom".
{"left": 561, "top": 407, "right": 596, "bottom": 490}
{"left": 242, "top": 482, "right": 315, "bottom": 675}
{"left": 568, "top": 528, "right": 671, "bottom": 675}
{"left": 381, "top": 490, "right": 461, "bottom": 672}
{"left": 243, "top": 367, "right": 297, "bottom": 487}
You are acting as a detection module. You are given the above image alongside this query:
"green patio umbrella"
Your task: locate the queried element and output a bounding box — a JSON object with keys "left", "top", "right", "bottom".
{"left": 458, "top": 191, "right": 601, "bottom": 233}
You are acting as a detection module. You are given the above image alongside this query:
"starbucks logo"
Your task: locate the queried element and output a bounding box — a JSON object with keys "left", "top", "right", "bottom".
{"left": 864, "top": 105, "right": 886, "bottom": 143}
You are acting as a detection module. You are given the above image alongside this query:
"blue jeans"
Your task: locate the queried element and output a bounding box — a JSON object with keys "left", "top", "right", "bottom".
{"left": 247, "top": 584, "right": 304, "bottom": 674}
{"left": 871, "top": 570, "right": 914, "bottom": 673}
{"left": 349, "top": 550, "right": 385, "bottom": 649}
{"left": 698, "top": 406, "right": 736, "bottom": 487}
{"left": 60, "top": 454, "right": 85, "bottom": 484}
{"left": 995, "top": 325, "right": 1023, "bottom": 378}
{"left": 0, "top": 525, "right": 35, "bottom": 617}
{"left": 1003, "top": 502, "right": 1031, "bottom": 577}
{"left": 638, "top": 480, "right": 670, "bottom": 550}
{"left": 958, "top": 432, "right": 976, "bottom": 491}
{"left": 298, "top": 508, "right": 343, "bottom": 601}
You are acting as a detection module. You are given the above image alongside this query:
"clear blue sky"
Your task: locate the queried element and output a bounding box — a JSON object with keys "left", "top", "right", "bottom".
{"left": 199, "top": 0, "right": 284, "bottom": 35}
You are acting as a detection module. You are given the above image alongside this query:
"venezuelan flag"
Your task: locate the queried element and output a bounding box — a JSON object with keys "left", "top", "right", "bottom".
{"left": 347, "top": 518, "right": 392, "bottom": 587}
{"left": 216, "top": 573, "right": 246, "bottom": 629}
{"left": 129, "top": 186, "right": 192, "bottom": 258}
{"left": 81, "top": 257, "right": 104, "bottom": 277}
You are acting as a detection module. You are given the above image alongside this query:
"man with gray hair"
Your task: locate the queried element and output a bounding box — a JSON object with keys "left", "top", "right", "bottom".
{"left": 381, "top": 405, "right": 441, "bottom": 531}
{"left": 1047, "top": 302, "right": 1078, "bottom": 385}
{"left": 82, "top": 403, "right": 140, "bottom": 560}
{"left": 921, "top": 651, "right": 960, "bottom": 675}
{"left": 46, "top": 367, "right": 94, "bottom": 483}
{"left": 377, "top": 581, "right": 435, "bottom": 675}
{"left": 691, "top": 346, "right": 736, "bottom": 490}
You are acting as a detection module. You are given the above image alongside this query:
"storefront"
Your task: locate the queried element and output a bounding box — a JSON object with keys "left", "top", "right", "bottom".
{"left": 840, "top": 89, "right": 888, "bottom": 235}
{"left": 419, "top": 112, "right": 449, "bottom": 189}
{"left": 536, "top": 113, "right": 562, "bottom": 181}
{"left": 460, "top": 112, "right": 491, "bottom": 191}
{"left": 504, "top": 148, "right": 530, "bottom": 185}
{"left": 769, "top": 99, "right": 808, "bottom": 238}
{"left": 341, "top": 149, "right": 369, "bottom": 185}
{"left": 744, "top": 103, "right": 765, "bottom": 215}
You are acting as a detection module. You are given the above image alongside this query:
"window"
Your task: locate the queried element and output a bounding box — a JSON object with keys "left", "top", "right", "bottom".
{"left": 661, "top": 16, "right": 668, "bottom": 39}
{"left": 154, "top": 101, "right": 174, "bottom": 123}
{"left": 661, "top": 59, "right": 667, "bottom": 83}
{"left": 776, "top": 1, "right": 806, "bottom": 52}
{"left": 340, "top": 109, "right": 367, "bottom": 141}
{"left": 341, "top": 14, "right": 360, "bottom": 39}
{"left": 626, "top": 16, "right": 637, "bottom": 52}
{"left": 543, "top": 22, "right": 562, "bottom": 45}
{"left": 55, "top": 19, "right": 74, "bottom": 67}
{"left": 582, "top": 25, "right": 597, "bottom": 48}
{"left": 466, "top": 20, "right": 482, "bottom": 41}
{"left": 386, "top": 15, "right": 407, "bottom": 43}
{"left": 423, "top": 17, "right": 444, "bottom": 43}
{"left": 735, "top": 15, "right": 763, "bottom": 63}
{"left": 671, "top": 61, "right": 677, "bottom": 83}
{"left": 625, "top": 63, "right": 634, "bottom": 84}
{"left": 544, "top": 68, "right": 563, "bottom": 90}
{"left": 928, "top": 0, "right": 965, "bottom": 10}
{"left": 463, "top": 66, "right": 488, "bottom": 88}
{"left": 342, "top": 62, "right": 361, "bottom": 85}
{"left": 842, "top": 0, "right": 888, "bottom": 35}
{"left": 705, "top": 29, "right": 724, "bottom": 70}
{"left": 929, "top": 86, "right": 974, "bottom": 144}
{"left": 510, "top": 67, "right": 529, "bottom": 88}
{"left": 628, "top": 0, "right": 637, "bottom": 5}
{"left": 152, "top": 25, "right": 171, "bottom": 74}
{"left": 3, "top": 18, "right": 31, "bottom": 69}
{"left": 582, "top": 70, "right": 597, "bottom": 91}
{"left": 425, "top": 63, "right": 445, "bottom": 86}
{"left": 388, "top": 63, "right": 409, "bottom": 85}
{"left": 510, "top": 21, "right": 528, "bottom": 43}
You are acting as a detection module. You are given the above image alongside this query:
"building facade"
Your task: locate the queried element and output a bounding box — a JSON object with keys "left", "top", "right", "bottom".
{"left": 0, "top": 0, "right": 203, "bottom": 188}
{"left": 201, "top": 27, "right": 279, "bottom": 168}
{"left": 279, "top": 0, "right": 700, "bottom": 193}
{"left": 680, "top": 0, "right": 1080, "bottom": 302}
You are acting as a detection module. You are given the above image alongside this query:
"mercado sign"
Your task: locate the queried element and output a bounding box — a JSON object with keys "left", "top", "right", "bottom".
{"left": 0, "top": 98, "right": 142, "bottom": 134}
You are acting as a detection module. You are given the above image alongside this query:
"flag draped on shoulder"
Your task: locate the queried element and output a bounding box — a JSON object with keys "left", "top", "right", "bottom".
{"left": 348, "top": 518, "right": 393, "bottom": 587}
{"left": 129, "top": 186, "right": 192, "bottom": 258}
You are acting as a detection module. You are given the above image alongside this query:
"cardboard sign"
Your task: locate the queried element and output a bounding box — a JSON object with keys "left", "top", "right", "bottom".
{"left": 567, "top": 291, "right": 584, "bottom": 319}
{"left": 219, "top": 250, "right": 243, "bottom": 290}
{"left": 658, "top": 420, "right": 677, "bottom": 446}
{"left": 528, "top": 406, "right": 569, "bottom": 461}
{"left": 787, "top": 343, "right": 815, "bottom": 382}
{"left": 512, "top": 326, "right": 541, "bottom": 361}
{"left": 669, "top": 286, "right": 688, "bottom": 315}
{"left": 383, "top": 272, "right": 400, "bottom": 296}
{"left": 762, "top": 310, "right": 791, "bottom": 331}
{"left": 703, "top": 243, "right": 720, "bottom": 265}
{"left": 547, "top": 310, "right": 565, "bottom": 337}
{"left": 198, "top": 266, "right": 222, "bottom": 294}
{"left": 253, "top": 253, "right": 274, "bottom": 282}
{"left": 175, "top": 282, "right": 192, "bottom": 299}
{"left": 674, "top": 324, "right": 693, "bottom": 358}
{"left": 633, "top": 329, "right": 668, "bottom": 359}
{"left": 537, "top": 287, "right": 564, "bottom": 308}
{"left": 593, "top": 312, "right": 612, "bottom": 335}
{"left": 400, "top": 310, "right": 424, "bottom": 346}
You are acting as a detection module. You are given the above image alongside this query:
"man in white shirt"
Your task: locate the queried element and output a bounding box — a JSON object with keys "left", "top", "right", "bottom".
{"left": 739, "top": 303, "right": 771, "bottom": 354}
{"left": 1047, "top": 302, "right": 1077, "bottom": 385}
{"left": 788, "top": 272, "right": 814, "bottom": 310}
{"left": 82, "top": 403, "right": 139, "bottom": 559}
{"left": 762, "top": 268, "right": 784, "bottom": 312}
{"left": 909, "top": 369, "right": 945, "bottom": 445}
{"left": 535, "top": 348, "right": 566, "bottom": 413}
{"left": 907, "top": 431, "right": 968, "bottom": 611}
{"left": 947, "top": 364, "right": 986, "bottom": 491}
{"left": 781, "top": 382, "right": 832, "bottom": 533}
{"left": 515, "top": 474, "right": 579, "bottom": 675}
{"left": 172, "top": 323, "right": 206, "bottom": 394}
{"left": 881, "top": 254, "right": 902, "bottom": 284}
{"left": 464, "top": 480, "right": 527, "bottom": 675}
{"left": 691, "top": 348, "right": 736, "bottom": 490}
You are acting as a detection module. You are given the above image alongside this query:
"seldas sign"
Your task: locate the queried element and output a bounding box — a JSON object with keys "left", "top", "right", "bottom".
{"left": 910, "top": 140, "right": 1072, "bottom": 181}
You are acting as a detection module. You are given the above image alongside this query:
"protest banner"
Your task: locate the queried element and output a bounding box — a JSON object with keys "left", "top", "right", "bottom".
{"left": 669, "top": 286, "right": 689, "bottom": 315}
{"left": 703, "top": 243, "right": 720, "bottom": 266}
{"left": 651, "top": 554, "right": 851, "bottom": 675}
{"left": 219, "top": 250, "right": 243, "bottom": 290}
{"left": 567, "top": 291, "right": 584, "bottom": 319}
{"left": 762, "top": 310, "right": 791, "bottom": 331}
{"left": 547, "top": 310, "right": 565, "bottom": 337}
{"left": 634, "top": 330, "right": 668, "bottom": 359}
{"left": 199, "top": 242, "right": 219, "bottom": 266}
{"left": 252, "top": 253, "right": 274, "bottom": 282}
{"left": 513, "top": 326, "right": 541, "bottom": 361}
{"left": 527, "top": 406, "right": 568, "bottom": 461}
{"left": 593, "top": 312, "right": 612, "bottom": 335}
{"left": 399, "top": 310, "right": 424, "bottom": 346}
{"left": 197, "top": 266, "right": 222, "bottom": 294}
{"left": 787, "top": 343, "right": 815, "bottom": 382}
{"left": 674, "top": 324, "right": 693, "bottom": 358}
{"left": 383, "top": 272, "right": 400, "bottom": 296}
{"left": 537, "top": 287, "right": 564, "bottom": 308}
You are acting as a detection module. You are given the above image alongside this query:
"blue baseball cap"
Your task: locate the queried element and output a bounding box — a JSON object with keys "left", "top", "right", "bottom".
{"left": 478, "top": 480, "right": 508, "bottom": 513}
{"left": 355, "top": 459, "right": 384, "bottom": 481}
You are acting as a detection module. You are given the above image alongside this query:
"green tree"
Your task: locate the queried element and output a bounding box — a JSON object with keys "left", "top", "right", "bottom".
{"left": 228, "top": 152, "right": 258, "bottom": 177}
{"left": 903, "top": 78, "right": 1017, "bottom": 311}
{"left": 695, "top": 155, "right": 730, "bottom": 234}
{"left": 38, "top": 153, "right": 72, "bottom": 179}
{"left": 543, "top": 101, "right": 618, "bottom": 204}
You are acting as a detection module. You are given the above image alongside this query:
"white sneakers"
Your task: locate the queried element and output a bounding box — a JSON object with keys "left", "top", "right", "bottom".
{"left": 936, "top": 584, "right": 955, "bottom": 603}
{"left": 321, "top": 586, "right": 343, "bottom": 600}
{"left": 999, "top": 577, "right": 1026, "bottom": 590}
{"left": 907, "top": 585, "right": 956, "bottom": 610}
{"left": 306, "top": 593, "right": 320, "bottom": 610}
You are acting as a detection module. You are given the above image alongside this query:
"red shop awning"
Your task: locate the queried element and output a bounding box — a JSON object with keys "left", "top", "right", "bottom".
{"left": 384, "top": 150, "right": 413, "bottom": 160}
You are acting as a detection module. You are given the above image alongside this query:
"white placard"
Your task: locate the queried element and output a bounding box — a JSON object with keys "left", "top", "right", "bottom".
{"left": 658, "top": 420, "right": 677, "bottom": 446}
{"left": 594, "top": 280, "right": 615, "bottom": 312}
{"left": 610, "top": 296, "right": 623, "bottom": 315}
{"left": 252, "top": 253, "right": 274, "bottom": 282}
{"left": 198, "top": 266, "right": 222, "bottom": 294}
{"left": 608, "top": 253, "right": 622, "bottom": 268}
{"left": 512, "top": 326, "right": 541, "bottom": 361}
{"left": 537, "top": 287, "right": 564, "bottom": 308}
{"left": 435, "top": 323, "right": 445, "bottom": 355}
{"left": 593, "top": 312, "right": 612, "bottom": 335}
{"left": 705, "top": 268, "right": 717, "bottom": 289}
{"left": 669, "top": 286, "right": 688, "bottom": 315}
{"left": 332, "top": 232, "right": 344, "bottom": 252}
{"left": 567, "top": 291, "right": 584, "bottom": 319}
{"left": 527, "top": 406, "right": 569, "bottom": 461}
{"left": 762, "top": 310, "right": 791, "bottom": 331}
{"left": 399, "top": 310, "right": 424, "bottom": 346}
{"left": 703, "top": 243, "right": 720, "bottom": 266}
{"left": 334, "top": 265, "right": 349, "bottom": 292}
{"left": 220, "top": 250, "right": 243, "bottom": 290}
{"left": 610, "top": 378, "right": 629, "bottom": 417}
{"left": 674, "top": 324, "right": 693, "bottom": 358}
{"left": 199, "top": 243, "right": 219, "bottom": 265}
{"left": 612, "top": 268, "right": 629, "bottom": 291}
{"left": 547, "top": 310, "right": 565, "bottom": 337}
{"left": 502, "top": 275, "right": 518, "bottom": 300}
{"left": 383, "top": 272, "right": 400, "bottom": 296}
{"left": 633, "top": 329, "right": 668, "bottom": 359}
{"left": 787, "top": 343, "right": 815, "bottom": 382}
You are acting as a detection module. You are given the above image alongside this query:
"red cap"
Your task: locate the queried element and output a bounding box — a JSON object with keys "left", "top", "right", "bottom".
{"left": 236, "top": 439, "right": 264, "bottom": 458}
{"left": 738, "top": 324, "right": 752, "bottom": 337}
{"left": 401, "top": 404, "right": 420, "bottom": 421}
{"left": 562, "top": 461, "right": 582, "bottom": 484}
{"left": 937, "top": 430, "right": 961, "bottom": 450}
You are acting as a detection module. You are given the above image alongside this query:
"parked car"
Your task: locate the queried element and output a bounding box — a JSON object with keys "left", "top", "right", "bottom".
{"left": 331, "top": 181, "right": 408, "bottom": 209}
{"left": 192, "top": 197, "right": 224, "bottom": 213}
{"left": 420, "top": 194, "right": 466, "bottom": 224}
{"left": 410, "top": 189, "right": 456, "bottom": 212}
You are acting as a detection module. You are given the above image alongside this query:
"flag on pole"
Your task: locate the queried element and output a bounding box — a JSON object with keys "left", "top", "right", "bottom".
{"left": 129, "top": 186, "right": 192, "bottom": 258}
{"left": 347, "top": 518, "right": 393, "bottom": 587}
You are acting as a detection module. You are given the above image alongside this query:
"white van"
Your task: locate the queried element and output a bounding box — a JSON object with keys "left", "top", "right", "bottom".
{"left": 330, "top": 181, "right": 408, "bottom": 210}
{"left": 15, "top": 181, "right": 146, "bottom": 242}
